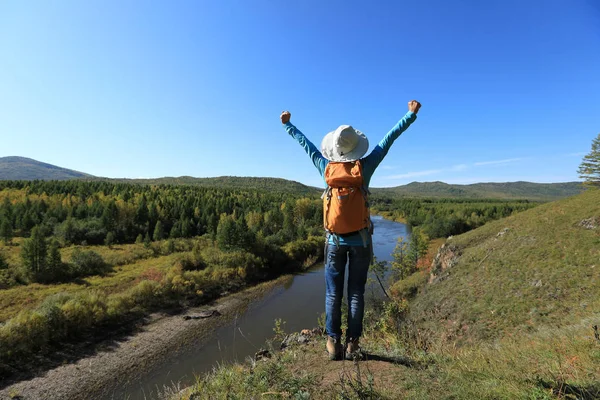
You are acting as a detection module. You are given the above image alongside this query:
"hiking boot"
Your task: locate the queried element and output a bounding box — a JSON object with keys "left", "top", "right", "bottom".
{"left": 345, "top": 337, "right": 362, "bottom": 360}
{"left": 326, "top": 336, "right": 343, "bottom": 360}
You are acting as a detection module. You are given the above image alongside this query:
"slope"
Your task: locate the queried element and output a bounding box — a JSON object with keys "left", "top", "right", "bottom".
{"left": 0, "top": 156, "right": 91, "bottom": 181}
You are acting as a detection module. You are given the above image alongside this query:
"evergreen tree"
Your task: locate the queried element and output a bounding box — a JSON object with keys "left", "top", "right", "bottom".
{"left": 0, "top": 251, "right": 8, "bottom": 270}
{"left": 0, "top": 219, "right": 13, "bottom": 244}
{"left": 21, "top": 226, "right": 48, "bottom": 281}
{"left": 578, "top": 133, "right": 600, "bottom": 188}
{"left": 63, "top": 217, "right": 76, "bottom": 244}
{"left": 105, "top": 231, "right": 116, "bottom": 247}
{"left": 216, "top": 214, "right": 238, "bottom": 250}
{"left": 101, "top": 200, "right": 119, "bottom": 231}
{"left": 135, "top": 195, "right": 149, "bottom": 226}
{"left": 46, "top": 239, "right": 63, "bottom": 279}
{"left": 180, "top": 214, "right": 191, "bottom": 238}
{"left": 153, "top": 220, "right": 165, "bottom": 241}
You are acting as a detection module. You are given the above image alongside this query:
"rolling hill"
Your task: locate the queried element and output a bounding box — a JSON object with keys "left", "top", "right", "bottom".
{"left": 0, "top": 156, "right": 584, "bottom": 200}
{"left": 371, "top": 180, "right": 583, "bottom": 200}
{"left": 0, "top": 156, "right": 91, "bottom": 181}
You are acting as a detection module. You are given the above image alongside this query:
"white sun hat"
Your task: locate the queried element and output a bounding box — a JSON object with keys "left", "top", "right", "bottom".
{"left": 320, "top": 125, "right": 369, "bottom": 162}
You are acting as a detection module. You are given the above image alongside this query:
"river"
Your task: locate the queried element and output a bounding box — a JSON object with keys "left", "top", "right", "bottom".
{"left": 123, "top": 216, "right": 410, "bottom": 399}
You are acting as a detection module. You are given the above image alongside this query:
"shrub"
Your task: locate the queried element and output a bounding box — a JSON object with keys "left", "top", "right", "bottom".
{"left": 60, "top": 292, "right": 108, "bottom": 333}
{"left": 283, "top": 236, "right": 323, "bottom": 264}
{"left": 129, "top": 280, "right": 163, "bottom": 309}
{"left": 70, "top": 248, "right": 109, "bottom": 277}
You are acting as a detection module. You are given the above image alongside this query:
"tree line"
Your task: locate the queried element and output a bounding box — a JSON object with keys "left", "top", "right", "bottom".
{"left": 0, "top": 180, "right": 323, "bottom": 285}
{"left": 370, "top": 196, "right": 537, "bottom": 239}
{"left": 0, "top": 180, "right": 321, "bottom": 246}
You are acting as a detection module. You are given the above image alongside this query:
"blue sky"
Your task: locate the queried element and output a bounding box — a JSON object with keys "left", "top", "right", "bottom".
{"left": 1, "top": 0, "right": 599, "bottom": 188}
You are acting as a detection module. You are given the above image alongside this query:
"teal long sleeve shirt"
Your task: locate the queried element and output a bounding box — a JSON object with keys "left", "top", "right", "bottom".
{"left": 284, "top": 111, "right": 418, "bottom": 245}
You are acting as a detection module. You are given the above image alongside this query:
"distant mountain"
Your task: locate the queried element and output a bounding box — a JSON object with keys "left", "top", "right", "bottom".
{"left": 0, "top": 156, "right": 92, "bottom": 181}
{"left": 0, "top": 157, "right": 584, "bottom": 200}
{"left": 371, "top": 181, "right": 584, "bottom": 200}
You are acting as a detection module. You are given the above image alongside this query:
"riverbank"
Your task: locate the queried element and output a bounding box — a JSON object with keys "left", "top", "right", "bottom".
{"left": 0, "top": 275, "right": 295, "bottom": 400}
{"left": 0, "top": 216, "right": 411, "bottom": 399}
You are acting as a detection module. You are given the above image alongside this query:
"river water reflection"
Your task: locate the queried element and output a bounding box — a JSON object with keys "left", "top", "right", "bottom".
{"left": 124, "top": 215, "right": 410, "bottom": 399}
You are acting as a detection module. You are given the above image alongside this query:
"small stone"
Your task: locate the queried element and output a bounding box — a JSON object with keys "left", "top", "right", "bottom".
{"left": 255, "top": 349, "right": 271, "bottom": 361}
{"left": 496, "top": 228, "right": 510, "bottom": 237}
{"left": 297, "top": 335, "right": 309, "bottom": 344}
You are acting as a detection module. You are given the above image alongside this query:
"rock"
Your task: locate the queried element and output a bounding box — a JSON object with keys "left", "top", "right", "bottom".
{"left": 255, "top": 349, "right": 271, "bottom": 361}
{"left": 429, "top": 244, "right": 461, "bottom": 284}
{"left": 531, "top": 279, "right": 543, "bottom": 287}
{"left": 182, "top": 310, "right": 222, "bottom": 320}
{"left": 280, "top": 334, "right": 295, "bottom": 349}
{"left": 496, "top": 228, "right": 510, "bottom": 237}
{"left": 297, "top": 335, "right": 309, "bottom": 344}
{"left": 578, "top": 217, "right": 599, "bottom": 230}
{"left": 300, "top": 329, "right": 312, "bottom": 336}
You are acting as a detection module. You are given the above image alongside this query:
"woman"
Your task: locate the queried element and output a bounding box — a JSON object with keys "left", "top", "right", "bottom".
{"left": 281, "top": 100, "right": 421, "bottom": 360}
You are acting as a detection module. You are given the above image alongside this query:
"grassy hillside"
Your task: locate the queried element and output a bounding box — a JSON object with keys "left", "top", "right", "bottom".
{"left": 372, "top": 180, "right": 583, "bottom": 200}
{"left": 176, "top": 189, "right": 600, "bottom": 399}
{"left": 0, "top": 156, "right": 91, "bottom": 181}
{"left": 408, "top": 188, "right": 600, "bottom": 343}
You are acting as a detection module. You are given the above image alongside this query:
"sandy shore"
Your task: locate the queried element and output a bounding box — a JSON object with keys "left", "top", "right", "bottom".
{"left": 0, "top": 276, "right": 290, "bottom": 400}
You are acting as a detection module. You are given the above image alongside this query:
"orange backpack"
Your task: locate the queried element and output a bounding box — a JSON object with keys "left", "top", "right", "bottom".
{"left": 322, "top": 160, "right": 371, "bottom": 235}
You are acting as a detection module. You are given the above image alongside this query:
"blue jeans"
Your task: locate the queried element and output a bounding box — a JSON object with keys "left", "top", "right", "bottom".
{"left": 325, "top": 243, "right": 371, "bottom": 340}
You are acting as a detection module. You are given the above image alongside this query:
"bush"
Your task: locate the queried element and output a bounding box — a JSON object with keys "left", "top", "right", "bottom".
{"left": 176, "top": 240, "right": 208, "bottom": 271}
{"left": 129, "top": 280, "right": 163, "bottom": 309}
{"left": 70, "top": 248, "right": 109, "bottom": 277}
{"left": 283, "top": 236, "right": 323, "bottom": 264}
{"left": 60, "top": 291, "right": 108, "bottom": 334}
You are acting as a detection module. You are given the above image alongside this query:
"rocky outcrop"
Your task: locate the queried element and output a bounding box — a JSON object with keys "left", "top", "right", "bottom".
{"left": 429, "top": 243, "right": 461, "bottom": 284}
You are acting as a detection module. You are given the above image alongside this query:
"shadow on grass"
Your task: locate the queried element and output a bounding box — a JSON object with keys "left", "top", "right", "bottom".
{"left": 361, "top": 352, "right": 428, "bottom": 369}
{"left": 537, "top": 379, "right": 600, "bottom": 400}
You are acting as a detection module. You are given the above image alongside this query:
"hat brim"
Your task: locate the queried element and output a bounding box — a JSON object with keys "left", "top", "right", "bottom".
{"left": 320, "top": 130, "right": 369, "bottom": 162}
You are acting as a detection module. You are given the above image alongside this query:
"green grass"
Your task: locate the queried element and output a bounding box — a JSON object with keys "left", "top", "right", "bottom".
{"left": 0, "top": 233, "right": 324, "bottom": 376}
{"left": 408, "top": 188, "right": 600, "bottom": 344}
{"left": 0, "top": 238, "right": 196, "bottom": 321}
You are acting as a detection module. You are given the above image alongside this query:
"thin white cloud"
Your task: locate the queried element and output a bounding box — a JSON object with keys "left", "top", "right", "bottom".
{"left": 380, "top": 165, "right": 396, "bottom": 170}
{"left": 384, "top": 169, "right": 443, "bottom": 179}
{"left": 565, "top": 152, "right": 586, "bottom": 157}
{"left": 451, "top": 164, "right": 468, "bottom": 171}
{"left": 474, "top": 158, "right": 523, "bottom": 166}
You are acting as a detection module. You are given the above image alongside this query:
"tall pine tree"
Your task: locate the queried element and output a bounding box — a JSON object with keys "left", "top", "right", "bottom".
{"left": 578, "top": 133, "right": 600, "bottom": 188}
{"left": 0, "top": 219, "right": 12, "bottom": 245}
{"left": 21, "top": 226, "right": 48, "bottom": 281}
